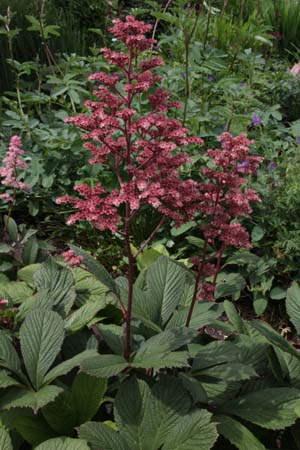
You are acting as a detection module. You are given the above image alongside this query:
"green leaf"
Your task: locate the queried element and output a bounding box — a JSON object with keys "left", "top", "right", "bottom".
{"left": 0, "top": 244, "right": 11, "bottom": 254}
{"left": 0, "top": 331, "right": 27, "bottom": 383}
{"left": 35, "top": 437, "right": 91, "bottom": 450}
{"left": 70, "top": 372, "right": 107, "bottom": 424}
{"left": 251, "top": 226, "right": 265, "bottom": 242}
{"left": 166, "top": 302, "right": 223, "bottom": 329}
{"left": 253, "top": 296, "right": 268, "bottom": 315}
{"left": 34, "top": 259, "right": 76, "bottom": 317}
{"left": 0, "top": 427, "right": 13, "bottom": 450}
{"left": 132, "top": 328, "right": 196, "bottom": 369}
{"left": 220, "top": 388, "right": 300, "bottom": 429}
{"left": 215, "top": 273, "right": 246, "bottom": 299}
{"left": 18, "top": 264, "right": 41, "bottom": 286}
{"left": 162, "top": 410, "right": 217, "bottom": 450}
{"left": 224, "top": 300, "right": 247, "bottom": 334}
{"left": 115, "top": 376, "right": 195, "bottom": 450}
{"left": 80, "top": 422, "right": 130, "bottom": 450}
{"left": 81, "top": 354, "right": 128, "bottom": 378}
{"left": 145, "top": 257, "right": 185, "bottom": 325}
{"left": 4, "top": 216, "right": 18, "bottom": 242}
{"left": 42, "top": 349, "right": 98, "bottom": 385}
{"left": 69, "top": 245, "right": 119, "bottom": 294}
{"left": 0, "top": 282, "right": 33, "bottom": 304}
{"left": 0, "top": 370, "right": 21, "bottom": 389}
{"left": 98, "top": 324, "right": 125, "bottom": 355}
{"left": 270, "top": 286, "right": 286, "bottom": 300}
{"left": 64, "top": 300, "right": 107, "bottom": 332}
{"left": 287, "top": 282, "right": 300, "bottom": 333}
{"left": 216, "top": 415, "right": 266, "bottom": 450}
{"left": 22, "top": 236, "right": 39, "bottom": 265}
{"left": 20, "top": 309, "right": 65, "bottom": 389}
{"left": 0, "top": 385, "right": 63, "bottom": 413}
{"left": 251, "top": 320, "right": 300, "bottom": 358}
{"left": 8, "top": 409, "right": 56, "bottom": 446}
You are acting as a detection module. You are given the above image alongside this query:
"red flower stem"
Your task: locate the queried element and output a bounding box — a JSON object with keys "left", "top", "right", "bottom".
{"left": 185, "top": 239, "right": 208, "bottom": 327}
{"left": 212, "top": 244, "right": 225, "bottom": 288}
{"left": 124, "top": 203, "right": 134, "bottom": 361}
{"left": 133, "top": 215, "right": 166, "bottom": 258}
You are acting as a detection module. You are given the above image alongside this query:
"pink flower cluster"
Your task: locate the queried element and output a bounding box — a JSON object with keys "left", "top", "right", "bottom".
{"left": 62, "top": 249, "right": 83, "bottom": 267}
{"left": 0, "top": 136, "right": 29, "bottom": 202}
{"left": 57, "top": 15, "right": 203, "bottom": 229}
{"left": 194, "top": 132, "right": 263, "bottom": 301}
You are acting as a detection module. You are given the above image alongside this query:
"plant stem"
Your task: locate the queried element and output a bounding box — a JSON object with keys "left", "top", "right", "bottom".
{"left": 151, "top": 0, "right": 172, "bottom": 50}
{"left": 124, "top": 203, "right": 134, "bottom": 361}
{"left": 133, "top": 216, "right": 166, "bottom": 258}
{"left": 185, "top": 239, "right": 208, "bottom": 327}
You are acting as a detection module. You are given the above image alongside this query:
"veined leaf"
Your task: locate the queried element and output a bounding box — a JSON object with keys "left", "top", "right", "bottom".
{"left": 220, "top": 388, "right": 300, "bottom": 429}
{"left": 70, "top": 372, "right": 107, "bottom": 424}
{"left": 224, "top": 300, "right": 247, "bottom": 334}
{"left": 69, "top": 245, "right": 119, "bottom": 294}
{"left": 251, "top": 320, "right": 300, "bottom": 358}
{"left": 166, "top": 302, "right": 223, "bottom": 329}
{"left": 216, "top": 415, "right": 266, "bottom": 450}
{"left": 162, "top": 410, "right": 217, "bottom": 450}
{"left": 81, "top": 354, "right": 128, "bottom": 378}
{"left": 145, "top": 257, "right": 185, "bottom": 325}
{"left": 0, "top": 370, "right": 21, "bottom": 389}
{"left": 34, "top": 259, "right": 76, "bottom": 317}
{"left": 64, "top": 301, "right": 107, "bottom": 332}
{"left": 115, "top": 377, "right": 191, "bottom": 450}
{"left": 8, "top": 409, "right": 56, "bottom": 446}
{"left": 20, "top": 309, "right": 64, "bottom": 389}
{"left": 35, "top": 437, "right": 91, "bottom": 450}
{"left": 42, "top": 349, "right": 98, "bottom": 385}
{"left": 132, "top": 328, "right": 196, "bottom": 369}
{"left": 0, "top": 332, "right": 27, "bottom": 384}
{"left": 0, "top": 385, "right": 63, "bottom": 413}
{"left": 0, "top": 427, "right": 12, "bottom": 450}
{"left": 80, "top": 422, "right": 130, "bottom": 450}
{"left": 287, "top": 282, "right": 300, "bottom": 334}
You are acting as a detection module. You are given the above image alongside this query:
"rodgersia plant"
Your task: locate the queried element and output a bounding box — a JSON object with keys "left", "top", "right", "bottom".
{"left": 57, "top": 16, "right": 262, "bottom": 360}
{"left": 57, "top": 15, "right": 203, "bottom": 360}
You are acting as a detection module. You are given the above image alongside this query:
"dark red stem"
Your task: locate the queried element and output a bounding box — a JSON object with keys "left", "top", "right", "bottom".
{"left": 185, "top": 240, "right": 208, "bottom": 327}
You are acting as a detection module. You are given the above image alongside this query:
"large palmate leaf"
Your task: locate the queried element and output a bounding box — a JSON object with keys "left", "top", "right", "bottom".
{"left": 0, "top": 427, "right": 12, "bottom": 450}
{"left": 224, "top": 300, "right": 247, "bottom": 334}
{"left": 145, "top": 257, "right": 186, "bottom": 325}
{"left": 161, "top": 410, "right": 218, "bottom": 450}
{"left": 220, "top": 388, "right": 300, "bottom": 429}
{"left": 35, "top": 437, "right": 91, "bottom": 450}
{"left": 0, "top": 385, "right": 63, "bottom": 413}
{"left": 80, "top": 422, "right": 130, "bottom": 450}
{"left": 0, "top": 332, "right": 28, "bottom": 384}
{"left": 34, "top": 259, "right": 76, "bottom": 317}
{"left": 20, "top": 309, "right": 65, "bottom": 389}
{"left": 114, "top": 377, "right": 191, "bottom": 450}
{"left": 216, "top": 415, "right": 266, "bottom": 450}
{"left": 286, "top": 282, "right": 300, "bottom": 334}
{"left": 81, "top": 354, "right": 128, "bottom": 378}
{"left": 70, "top": 244, "right": 119, "bottom": 294}
{"left": 132, "top": 328, "right": 196, "bottom": 369}
{"left": 42, "top": 349, "right": 98, "bottom": 385}
{"left": 81, "top": 377, "right": 216, "bottom": 450}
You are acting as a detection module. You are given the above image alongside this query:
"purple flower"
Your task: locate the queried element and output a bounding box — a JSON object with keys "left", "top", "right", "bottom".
{"left": 239, "top": 82, "right": 245, "bottom": 87}
{"left": 296, "top": 137, "right": 300, "bottom": 145}
{"left": 274, "top": 181, "right": 279, "bottom": 188}
{"left": 207, "top": 74, "right": 214, "bottom": 82}
{"left": 237, "top": 161, "right": 249, "bottom": 168}
{"left": 252, "top": 113, "right": 263, "bottom": 126}
{"left": 182, "top": 73, "right": 186, "bottom": 79}
{"left": 268, "top": 162, "right": 277, "bottom": 170}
